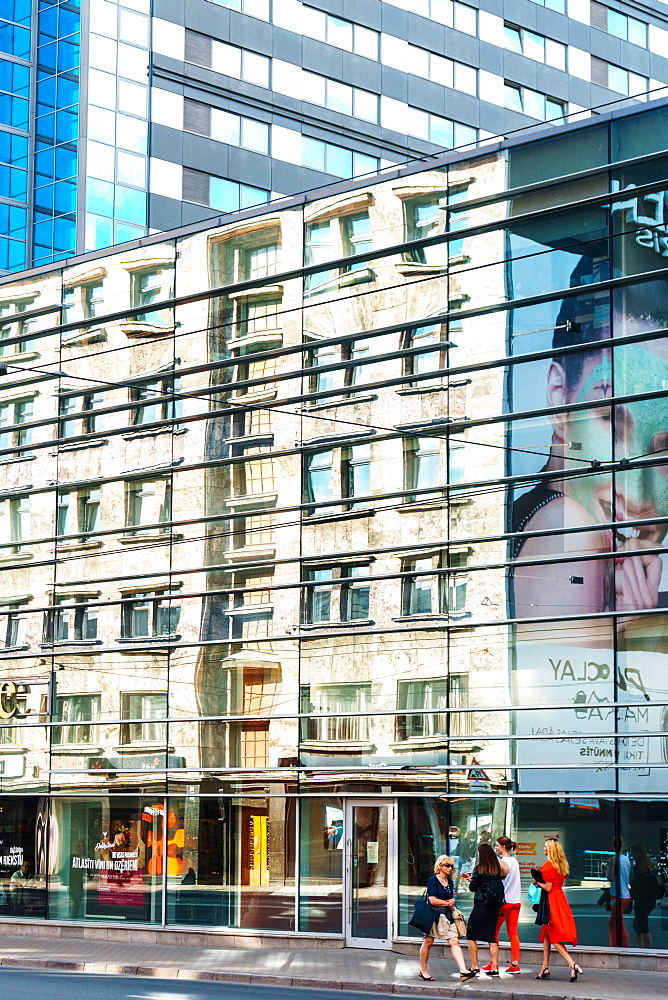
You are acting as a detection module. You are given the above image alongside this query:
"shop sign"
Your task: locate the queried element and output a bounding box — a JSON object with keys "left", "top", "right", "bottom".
{"left": 0, "top": 681, "right": 25, "bottom": 720}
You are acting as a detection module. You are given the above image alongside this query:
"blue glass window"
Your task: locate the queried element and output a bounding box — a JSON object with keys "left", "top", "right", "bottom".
{"left": 0, "top": 96, "right": 29, "bottom": 131}
{"left": 53, "top": 178, "right": 76, "bottom": 214}
{"left": 55, "top": 108, "right": 78, "bottom": 143}
{"left": 35, "top": 183, "right": 55, "bottom": 212}
{"left": 38, "top": 40, "right": 58, "bottom": 73}
{"left": 36, "top": 113, "right": 56, "bottom": 142}
{"left": 85, "top": 213, "right": 113, "bottom": 250}
{"left": 0, "top": 22, "right": 31, "bottom": 59}
{"left": 5, "top": 2, "right": 31, "bottom": 27}
{"left": 54, "top": 144, "right": 77, "bottom": 179}
{"left": 37, "top": 74, "right": 57, "bottom": 111}
{"left": 210, "top": 177, "right": 239, "bottom": 213}
{"left": 86, "top": 177, "right": 114, "bottom": 217}
{"left": 0, "top": 163, "right": 28, "bottom": 200}
{"left": 114, "top": 184, "right": 146, "bottom": 225}
{"left": 0, "top": 131, "right": 28, "bottom": 168}
{"left": 115, "top": 221, "right": 145, "bottom": 244}
{"left": 0, "top": 59, "right": 30, "bottom": 97}
{"left": 240, "top": 183, "right": 268, "bottom": 208}
{"left": 57, "top": 72, "right": 79, "bottom": 106}
{"left": 0, "top": 237, "right": 26, "bottom": 271}
{"left": 53, "top": 215, "right": 75, "bottom": 252}
{"left": 0, "top": 204, "right": 27, "bottom": 238}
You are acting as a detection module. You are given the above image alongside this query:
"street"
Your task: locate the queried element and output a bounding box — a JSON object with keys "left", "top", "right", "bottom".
{"left": 0, "top": 969, "right": 381, "bottom": 1000}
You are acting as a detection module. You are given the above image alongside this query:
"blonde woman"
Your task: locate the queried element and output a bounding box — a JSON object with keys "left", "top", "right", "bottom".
{"left": 419, "top": 855, "right": 476, "bottom": 982}
{"left": 532, "top": 838, "right": 582, "bottom": 982}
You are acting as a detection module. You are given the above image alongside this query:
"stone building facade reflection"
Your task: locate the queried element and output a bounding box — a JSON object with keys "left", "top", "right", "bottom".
{"left": 0, "top": 101, "right": 665, "bottom": 953}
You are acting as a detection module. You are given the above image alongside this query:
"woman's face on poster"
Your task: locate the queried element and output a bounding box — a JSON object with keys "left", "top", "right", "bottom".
{"left": 555, "top": 341, "right": 668, "bottom": 541}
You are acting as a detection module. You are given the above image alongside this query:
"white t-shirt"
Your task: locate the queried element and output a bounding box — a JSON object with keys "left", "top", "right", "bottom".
{"left": 501, "top": 855, "right": 521, "bottom": 904}
{"left": 609, "top": 853, "right": 631, "bottom": 899}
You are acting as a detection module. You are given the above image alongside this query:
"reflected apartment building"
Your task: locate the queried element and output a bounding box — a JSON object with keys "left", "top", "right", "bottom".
{"left": 0, "top": 98, "right": 666, "bottom": 954}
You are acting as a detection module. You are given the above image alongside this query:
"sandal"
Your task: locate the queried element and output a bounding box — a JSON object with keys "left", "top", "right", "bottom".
{"left": 418, "top": 972, "right": 434, "bottom": 981}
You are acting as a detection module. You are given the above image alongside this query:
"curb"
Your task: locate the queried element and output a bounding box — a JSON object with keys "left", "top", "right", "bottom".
{"left": 0, "top": 957, "right": 616, "bottom": 1000}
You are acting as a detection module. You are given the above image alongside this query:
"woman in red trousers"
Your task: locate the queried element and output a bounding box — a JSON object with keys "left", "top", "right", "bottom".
{"left": 533, "top": 838, "right": 582, "bottom": 983}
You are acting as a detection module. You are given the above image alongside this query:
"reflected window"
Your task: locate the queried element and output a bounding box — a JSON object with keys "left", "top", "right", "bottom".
{"left": 125, "top": 478, "right": 171, "bottom": 535}
{"left": 44, "top": 597, "right": 99, "bottom": 644}
{"left": 300, "top": 683, "right": 371, "bottom": 742}
{"left": 405, "top": 436, "right": 442, "bottom": 500}
{"left": 309, "top": 342, "right": 338, "bottom": 395}
{"left": 396, "top": 675, "right": 470, "bottom": 739}
{"left": 402, "top": 557, "right": 437, "bottom": 615}
{"left": 132, "top": 267, "right": 174, "bottom": 325}
{"left": 59, "top": 390, "right": 105, "bottom": 438}
{"left": 403, "top": 323, "right": 448, "bottom": 386}
{"left": 0, "top": 494, "right": 29, "bottom": 554}
{"left": 61, "top": 279, "right": 105, "bottom": 335}
{"left": 121, "top": 592, "right": 180, "bottom": 639}
{"left": 130, "top": 375, "right": 181, "bottom": 425}
{"left": 52, "top": 694, "right": 101, "bottom": 744}
{"left": 233, "top": 511, "right": 275, "bottom": 550}
{"left": 1, "top": 602, "right": 29, "bottom": 648}
{"left": 0, "top": 397, "right": 32, "bottom": 458}
{"left": 405, "top": 196, "right": 447, "bottom": 266}
{"left": 56, "top": 487, "right": 101, "bottom": 543}
{"left": 0, "top": 299, "right": 36, "bottom": 355}
{"left": 212, "top": 229, "right": 281, "bottom": 285}
{"left": 120, "top": 692, "right": 168, "bottom": 743}
{"left": 305, "top": 449, "right": 334, "bottom": 506}
{"left": 445, "top": 551, "right": 468, "bottom": 613}
{"left": 227, "top": 570, "right": 273, "bottom": 639}
{"left": 342, "top": 443, "right": 371, "bottom": 508}
{"left": 304, "top": 211, "right": 373, "bottom": 290}
{"left": 304, "top": 563, "right": 371, "bottom": 623}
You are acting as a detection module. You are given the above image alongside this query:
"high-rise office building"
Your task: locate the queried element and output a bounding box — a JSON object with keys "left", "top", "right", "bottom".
{"left": 3, "top": 0, "right": 668, "bottom": 274}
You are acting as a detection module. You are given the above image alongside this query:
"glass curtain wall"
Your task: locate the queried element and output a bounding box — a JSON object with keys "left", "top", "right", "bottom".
{"left": 0, "top": 102, "right": 664, "bottom": 953}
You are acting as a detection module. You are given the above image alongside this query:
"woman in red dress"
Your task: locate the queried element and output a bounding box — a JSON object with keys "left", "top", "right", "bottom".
{"left": 533, "top": 838, "right": 582, "bottom": 982}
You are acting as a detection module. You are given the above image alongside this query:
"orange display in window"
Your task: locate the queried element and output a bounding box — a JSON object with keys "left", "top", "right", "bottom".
{"left": 146, "top": 806, "right": 184, "bottom": 876}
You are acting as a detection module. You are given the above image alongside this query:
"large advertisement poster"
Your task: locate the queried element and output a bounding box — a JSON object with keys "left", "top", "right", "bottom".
{"left": 506, "top": 196, "right": 668, "bottom": 794}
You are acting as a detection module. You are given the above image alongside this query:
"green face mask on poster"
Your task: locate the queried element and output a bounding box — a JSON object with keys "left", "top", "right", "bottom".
{"left": 562, "top": 347, "right": 668, "bottom": 535}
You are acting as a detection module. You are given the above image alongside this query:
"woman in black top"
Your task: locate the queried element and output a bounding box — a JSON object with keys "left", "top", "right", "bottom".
{"left": 461, "top": 843, "right": 505, "bottom": 976}
{"left": 419, "top": 855, "right": 476, "bottom": 981}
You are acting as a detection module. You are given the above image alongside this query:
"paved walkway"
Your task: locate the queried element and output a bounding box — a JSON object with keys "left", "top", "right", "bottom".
{"left": 0, "top": 934, "right": 663, "bottom": 1000}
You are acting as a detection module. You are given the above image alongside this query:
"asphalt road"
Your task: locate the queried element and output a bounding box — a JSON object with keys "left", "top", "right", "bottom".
{"left": 0, "top": 969, "right": 387, "bottom": 1000}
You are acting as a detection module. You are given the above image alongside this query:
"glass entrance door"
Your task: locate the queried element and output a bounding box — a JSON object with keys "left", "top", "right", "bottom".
{"left": 345, "top": 800, "right": 395, "bottom": 948}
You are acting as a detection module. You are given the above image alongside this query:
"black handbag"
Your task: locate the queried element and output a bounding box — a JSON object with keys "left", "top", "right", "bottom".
{"left": 409, "top": 889, "right": 439, "bottom": 935}
{"left": 534, "top": 888, "right": 551, "bottom": 925}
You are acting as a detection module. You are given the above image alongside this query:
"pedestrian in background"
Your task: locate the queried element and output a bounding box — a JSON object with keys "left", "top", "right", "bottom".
{"left": 481, "top": 836, "right": 522, "bottom": 975}
{"left": 419, "top": 855, "right": 476, "bottom": 982}
{"left": 460, "top": 843, "right": 505, "bottom": 976}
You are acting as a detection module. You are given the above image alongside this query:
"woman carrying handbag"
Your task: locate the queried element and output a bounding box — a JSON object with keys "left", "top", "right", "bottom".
{"left": 460, "top": 843, "right": 505, "bottom": 976}
{"left": 532, "top": 838, "right": 582, "bottom": 982}
{"left": 418, "top": 856, "right": 476, "bottom": 982}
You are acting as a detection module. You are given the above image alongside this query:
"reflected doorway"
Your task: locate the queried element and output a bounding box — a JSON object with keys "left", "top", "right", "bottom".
{"left": 345, "top": 800, "right": 395, "bottom": 948}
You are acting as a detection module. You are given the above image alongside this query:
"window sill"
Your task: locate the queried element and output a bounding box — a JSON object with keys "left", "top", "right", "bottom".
{"left": 120, "top": 322, "right": 173, "bottom": 337}
{"left": 299, "top": 740, "right": 374, "bottom": 753}
{"left": 0, "top": 455, "right": 36, "bottom": 465}
{"left": 116, "top": 633, "right": 181, "bottom": 644}
{"left": 61, "top": 328, "right": 107, "bottom": 347}
{"left": 396, "top": 262, "right": 448, "bottom": 277}
{"left": 53, "top": 439, "right": 108, "bottom": 453}
{"left": 304, "top": 267, "right": 375, "bottom": 297}
{"left": 396, "top": 386, "right": 447, "bottom": 395}
{"left": 226, "top": 492, "right": 277, "bottom": 508}
{"left": 390, "top": 737, "right": 449, "bottom": 751}
{"left": 225, "top": 545, "right": 276, "bottom": 561}
{"left": 113, "top": 743, "right": 174, "bottom": 755}
{"left": 305, "top": 507, "right": 374, "bottom": 524}
{"left": 392, "top": 614, "right": 449, "bottom": 623}
{"left": 56, "top": 540, "right": 103, "bottom": 552}
{"left": 395, "top": 499, "right": 445, "bottom": 512}
{"left": 40, "top": 640, "right": 104, "bottom": 648}
{"left": 118, "top": 532, "right": 182, "bottom": 544}
{"left": 122, "top": 427, "right": 187, "bottom": 440}
{"left": 0, "top": 553, "right": 33, "bottom": 564}
{"left": 302, "top": 394, "right": 377, "bottom": 411}
{"left": 52, "top": 745, "right": 104, "bottom": 755}
{"left": 0, "top": 351, "right": 39, "bottom": 364}
{"left": 0, "top": 645, "right": 29, "bottom": 654}
{"left": 299, "top": 619, "right": 374, "bottom": 630}
{"left": 0, "top": 745, "right": 28, "bottom": 755}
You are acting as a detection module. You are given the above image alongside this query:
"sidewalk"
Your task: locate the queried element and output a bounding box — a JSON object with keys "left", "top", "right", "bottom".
{"left": 0, "top": 933, "right": 663, "bottom": 1000}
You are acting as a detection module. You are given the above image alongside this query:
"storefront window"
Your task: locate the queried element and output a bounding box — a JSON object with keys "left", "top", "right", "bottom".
{"left": 298, "top": 798, "right": 342, "bottom": 933}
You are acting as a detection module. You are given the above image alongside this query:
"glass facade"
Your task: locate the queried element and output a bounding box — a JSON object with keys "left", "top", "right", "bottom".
{"left": 0, "top": 102, "right": 666, "bottom": 957}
